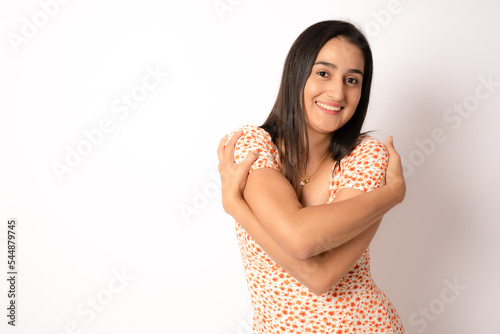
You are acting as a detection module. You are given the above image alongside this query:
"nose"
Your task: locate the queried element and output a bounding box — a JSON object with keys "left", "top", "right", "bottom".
{"left": 326, "top": 77, "right": 345, "bottom": 101}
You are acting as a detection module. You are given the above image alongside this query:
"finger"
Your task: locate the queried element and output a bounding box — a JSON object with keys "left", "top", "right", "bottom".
{"left": 217, "top": 135, "right": 228, "bottom": 163}
{"left": 385, "top": 135, "right": 394, "bottom": 149}
{"left": 385, "top": 136, "right": 405, "bottom": 181}
{"left": 385, "top": 136, "right": 400, "bottom": 158}
{"left": 224, "top": 129, "right": 243, "bottom": 161}
{"left": 240, "top": 150, "right": 259, "bottom": 172}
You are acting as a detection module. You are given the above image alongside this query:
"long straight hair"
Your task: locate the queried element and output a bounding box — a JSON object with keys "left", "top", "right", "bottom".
{"left": 260, "top": 20, "right": 374, "bottom": 191}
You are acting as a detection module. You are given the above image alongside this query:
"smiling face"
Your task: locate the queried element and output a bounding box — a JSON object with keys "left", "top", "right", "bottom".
{"left": 302, "top": 36, "right": 365, "bottom": 137}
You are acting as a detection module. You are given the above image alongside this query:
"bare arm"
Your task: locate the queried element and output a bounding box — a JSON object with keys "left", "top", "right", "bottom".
{"left": 243, "top": 167, "right": 396, "bottom": 260}
{"left": 229, "top": 188, "right": 382, "bottom": 296}
{"left": 219, "top": 127, "right": 405, "bottom": 260}
{"left": 217, "top": 133, "right": 386, "bottom": 295}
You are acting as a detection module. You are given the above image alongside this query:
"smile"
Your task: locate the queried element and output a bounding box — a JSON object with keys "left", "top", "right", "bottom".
{"left": 315, "top": 101, "right": 343, "bottom": 112}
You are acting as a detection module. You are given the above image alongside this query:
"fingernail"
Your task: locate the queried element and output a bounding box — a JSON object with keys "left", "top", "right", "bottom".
{"left": 388, "top": 136, "right": 393, "bottom": 143}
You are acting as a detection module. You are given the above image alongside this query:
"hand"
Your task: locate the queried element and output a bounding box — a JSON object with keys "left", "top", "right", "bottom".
{"left": 217, "top": 130, "right": 260, "bottom": 214}
{"left": 384, "top": 136, "right": 406, "bottom": 204}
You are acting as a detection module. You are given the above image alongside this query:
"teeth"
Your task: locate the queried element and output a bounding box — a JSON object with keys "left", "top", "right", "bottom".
{"left": 316, "top": 102, "right": 342, "bottom": 111}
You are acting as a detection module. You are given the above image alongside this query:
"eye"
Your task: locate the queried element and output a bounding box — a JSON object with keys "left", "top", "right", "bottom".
{"left": 317, "top": 71, "right": 329, "bottom": 78}
{"left": 346, "top": 77, "right": 359, "bottom": 85}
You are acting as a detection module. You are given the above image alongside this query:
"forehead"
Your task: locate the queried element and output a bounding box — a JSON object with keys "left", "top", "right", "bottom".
{"left": 314, "top": 37, "right": 364, "bottom": 71}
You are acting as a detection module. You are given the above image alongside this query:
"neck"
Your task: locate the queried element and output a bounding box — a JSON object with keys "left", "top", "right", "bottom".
{"left": 306, "top": 129, "right": 332, "bottom": 163}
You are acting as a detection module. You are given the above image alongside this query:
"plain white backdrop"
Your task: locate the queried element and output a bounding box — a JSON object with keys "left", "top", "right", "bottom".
{"left": 1, "top": 0, "right": 499, "bottom": 333}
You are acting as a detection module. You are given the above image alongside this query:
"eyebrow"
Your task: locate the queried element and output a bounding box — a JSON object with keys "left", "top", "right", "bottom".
{"left": 313, "top": 61, "right": 364, "bottom": 76}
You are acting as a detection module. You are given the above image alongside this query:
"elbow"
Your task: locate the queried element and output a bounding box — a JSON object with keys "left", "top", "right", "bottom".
{"left": 301, "top": 274, "right": 339, "bottom": 296}
{"left": 308, "top": 274, "right": 343, "bottom": 296}
{"left": 282, "top": 213, "right": 342, "bottom": 260}
{"left": 310, "top": 287, "right": 328, "bottom": 296}
{"left": 308, "top": 283, "right": 329, "bottom": 296}
{"left": 281, "top": 229, "right": 314, "bottom": 260}
{"left": 293, "top": 263, "right": 343, "bottom": 296}
{"left": 286, "top": 236, "right": 336, "bottom": 261}
{"left": 278, "top": 219, "right": 318, "bottom": 260}
{"left": 290, "top": 268, "right": 327, "bottom": 296}
{"left": 289, "top": 259, "right": 341, "bottom": 296}
{"left": 288, "top": 245, "right": 313, "bottom": 261}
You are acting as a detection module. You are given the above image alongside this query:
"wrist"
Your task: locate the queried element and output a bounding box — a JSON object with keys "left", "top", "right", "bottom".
{"left": 222, "top": 193, "right": 245, "bottom": 216}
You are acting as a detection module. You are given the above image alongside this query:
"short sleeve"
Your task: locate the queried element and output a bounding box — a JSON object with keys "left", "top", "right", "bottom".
{"left": 337, "top": 136, "right": 389, "bottom": 192}
{"left": 225, "top": 125, "right": 279, "bottom": 174}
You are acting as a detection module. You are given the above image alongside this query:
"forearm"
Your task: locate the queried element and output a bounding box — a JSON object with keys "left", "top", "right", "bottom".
{"left": 245, "top": 169, "right": 401, "bottom": 260}
{"left": 227, "top": 196, "right": 382, "bottom": 295}
{"left": 221, "top": 127, "right": 406, "bottom": 264}
{"left": 294, "top": 184, "right": 400, "bottom": 259}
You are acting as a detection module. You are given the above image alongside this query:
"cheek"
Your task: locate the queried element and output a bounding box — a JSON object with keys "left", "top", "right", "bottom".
{"left": 304, "top": 79, "right": 320, "bottom": 100}
{"left": 347, "top": 88, "right": 362, "bottom": 107}
{"left": 345, "top": 90, "right": 361, "bottom": 119}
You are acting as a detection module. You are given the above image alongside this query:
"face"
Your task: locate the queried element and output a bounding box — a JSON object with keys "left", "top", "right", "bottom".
{"left": 302, "top": 36, "right": 365, "bottom": 137}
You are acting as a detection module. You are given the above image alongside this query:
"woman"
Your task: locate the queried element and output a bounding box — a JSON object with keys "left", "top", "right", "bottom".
{"left": 217, "top": 20, "right": 406, "bottom": 333}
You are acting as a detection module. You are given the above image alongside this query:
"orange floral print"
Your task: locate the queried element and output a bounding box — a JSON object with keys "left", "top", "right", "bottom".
{"left": 224, "top": 125, "right": 404, "bottom": 334}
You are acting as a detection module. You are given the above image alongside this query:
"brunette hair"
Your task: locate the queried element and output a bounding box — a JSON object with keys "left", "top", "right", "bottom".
{"left": 260, "top": 20, "right": 374, "bottom": 190}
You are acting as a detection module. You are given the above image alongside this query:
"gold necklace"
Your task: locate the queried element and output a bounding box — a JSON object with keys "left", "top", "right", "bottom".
{"left": 299, "top": 154, "right": 329, "bottom": 186}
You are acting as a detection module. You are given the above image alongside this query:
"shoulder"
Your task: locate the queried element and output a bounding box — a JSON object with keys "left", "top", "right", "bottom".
{"left": 358, "top": 135, "right": 388, "bottom": 155}
{"left": 226, "top": 125, "right": 279, "bottom": 159}
{"left": 342, "top": 135, "right": 389, "bottom": 168}
{"left": 225, "top": 125, "right": 279, "bottom": 170}
{"left": 336, "top": 135, "right": 389, "bottom": 191}
{"left": 226, "top": 124, "right": 275, "bottom": 150}
{"left": 227, "top": 124, "right": 272, "bottom": 142}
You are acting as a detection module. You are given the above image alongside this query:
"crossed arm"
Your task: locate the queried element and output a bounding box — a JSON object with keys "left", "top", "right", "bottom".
{"left": 217, "top": 129, "right": 405, "bottom": 295}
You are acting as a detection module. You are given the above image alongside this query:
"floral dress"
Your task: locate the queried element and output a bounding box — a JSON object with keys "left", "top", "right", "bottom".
{"left": 226, "top": 125, "right": 405, "bottom": 334}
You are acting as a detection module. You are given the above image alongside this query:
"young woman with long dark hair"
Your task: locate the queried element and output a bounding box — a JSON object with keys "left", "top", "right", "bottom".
{"left": 217, "top": 20, "right": 406, "bottom": 333}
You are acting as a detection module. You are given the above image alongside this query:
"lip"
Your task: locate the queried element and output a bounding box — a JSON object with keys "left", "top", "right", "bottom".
{"left": 315, "top": 101, "right": 344, "bottom": 115}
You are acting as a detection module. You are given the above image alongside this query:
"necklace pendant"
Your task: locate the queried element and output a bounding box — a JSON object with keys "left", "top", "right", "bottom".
{"left": 300, "top": 177, "right": 310, "bottom": 186}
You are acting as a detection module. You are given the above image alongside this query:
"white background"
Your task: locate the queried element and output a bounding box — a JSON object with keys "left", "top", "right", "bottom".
{"left": 1, "top": 0, "right": 499, "bottom": 333}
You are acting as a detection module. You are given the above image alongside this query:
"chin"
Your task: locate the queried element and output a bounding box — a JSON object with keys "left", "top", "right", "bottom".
{"left": 311, "top": 124, "right": 337, "bottom": 135}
